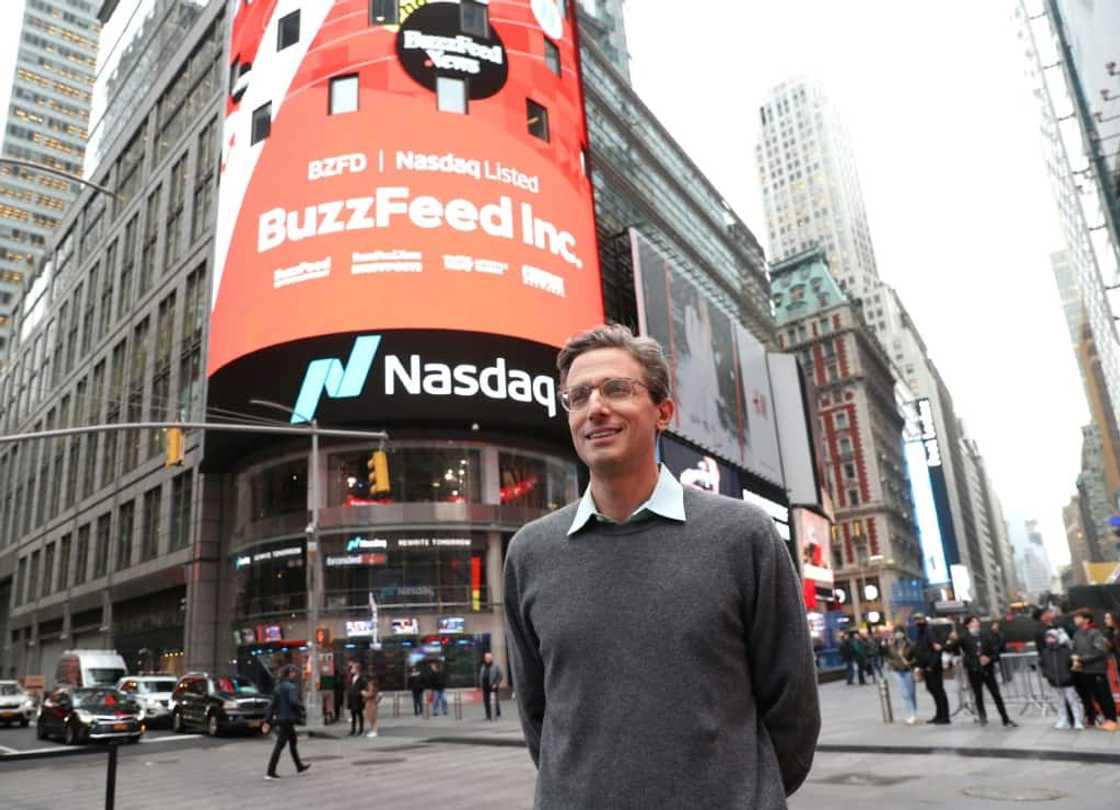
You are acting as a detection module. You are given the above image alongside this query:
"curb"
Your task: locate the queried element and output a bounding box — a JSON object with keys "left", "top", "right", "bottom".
{"left": 816, "top": 743, "right": 1120, "bottom": 764}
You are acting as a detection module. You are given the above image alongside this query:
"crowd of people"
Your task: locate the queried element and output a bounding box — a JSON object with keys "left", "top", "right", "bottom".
{"left": 838, "top": 608, "right": 1120, "bottom": 731}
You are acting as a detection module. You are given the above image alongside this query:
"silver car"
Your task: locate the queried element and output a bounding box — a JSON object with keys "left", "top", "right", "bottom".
{"left": 116, "top": 675, "right": 178, "bottom": 727}
{"left": 0, "top": 681, "right": 35, "bottom": 727}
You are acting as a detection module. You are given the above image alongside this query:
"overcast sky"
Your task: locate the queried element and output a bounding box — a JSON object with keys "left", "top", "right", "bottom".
{"left": 0, "top": 1, "right": 1084, "bottom": 570}
{"left": 625, "top": 1, "right": 1083, "bottom": 570}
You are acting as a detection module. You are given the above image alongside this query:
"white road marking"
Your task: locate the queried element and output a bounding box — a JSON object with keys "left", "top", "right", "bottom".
{"left": 140, "top": 734, "right": 203, "bottom": 744}
{"left": 0, "top": 743, "right": 20, "bottom": 754}
{"left": 4, "top": 745, "right": 68, "bottom": 755}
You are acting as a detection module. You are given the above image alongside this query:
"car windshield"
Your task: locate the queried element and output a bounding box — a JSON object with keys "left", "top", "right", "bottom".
{"left": 72, "top": 689, "right": 131, "bottom": 710}
{"left": 0, "top": 684, "right": 23, "bottom": 696}
{"left": 214, "top": 677, "right": 259, "bottom": 696}
{"left": 136, "top": 680, "right": 177, "bottom": 694}
{"left": 87, "top": 668, "right": 127, "bottom": 686}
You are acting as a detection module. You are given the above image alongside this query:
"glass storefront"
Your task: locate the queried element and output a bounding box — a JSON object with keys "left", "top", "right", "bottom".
{"left": 232, "top": 541, "right": 307, "bottom": 619}
{"left": 328, "top": 446, "right": 483, "bottom": 506}
{"left": 249, "top": 457, "right": 307, "bottom": 522}
{"left": 498, "top": 451, "right": 575, "bottom": 511}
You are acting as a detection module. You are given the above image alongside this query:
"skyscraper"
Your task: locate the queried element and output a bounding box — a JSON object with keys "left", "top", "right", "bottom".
{"left": 576, "top": 0, "right": 629, "bottom": 81}
{"left": 755, "top": 77, "right": 880, "bottom": 301}
{"left": 0, "top": 0, "right": 100, "bottom": 354}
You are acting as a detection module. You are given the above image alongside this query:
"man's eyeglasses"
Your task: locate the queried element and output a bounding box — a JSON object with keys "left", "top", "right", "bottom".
{"left": 559, "top": 377, "right": 651, "bottom": 412}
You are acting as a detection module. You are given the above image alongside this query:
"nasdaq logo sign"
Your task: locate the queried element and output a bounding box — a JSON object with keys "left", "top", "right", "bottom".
{"left": 290, "top": 335, "right": 381, "bottom": 423}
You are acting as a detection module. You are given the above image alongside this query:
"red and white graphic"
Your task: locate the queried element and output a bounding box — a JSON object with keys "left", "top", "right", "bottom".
{"left": 210, "top": 0, "right": 602, "bottom": 377}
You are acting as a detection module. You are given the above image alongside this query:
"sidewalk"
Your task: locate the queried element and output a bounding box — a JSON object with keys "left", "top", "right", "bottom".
{"left": 316, "top": 680, "right": 1120, "bottom": 759}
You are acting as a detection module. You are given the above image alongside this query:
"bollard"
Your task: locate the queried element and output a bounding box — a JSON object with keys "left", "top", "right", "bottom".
{"left": 424, "top": 692, "right": 431, "bottom": 720}
{"left": 105, "top": 742, "right": 118, "bottom": 810}
{"left": 454, "top": 691, "right": 463, "bottom": 720}
{"left": 878, "top": 677, "right": 893, "bottom": 724}
{"left": 392, "top": 691, "right": 400, "bottom": 719}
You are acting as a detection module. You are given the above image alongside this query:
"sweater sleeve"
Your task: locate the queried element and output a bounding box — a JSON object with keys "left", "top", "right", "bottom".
{"left": 504, "top": 540, "right": 545, "bottom": 767}
{"left": 744, "top": 518, "right": 821, "bottom": 796}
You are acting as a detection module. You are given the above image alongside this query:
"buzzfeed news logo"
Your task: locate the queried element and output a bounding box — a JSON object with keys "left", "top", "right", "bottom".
{"left": 290, "top": 336, "right": 558, "bottom": 423}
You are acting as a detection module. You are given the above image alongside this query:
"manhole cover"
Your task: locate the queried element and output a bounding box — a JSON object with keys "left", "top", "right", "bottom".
{"left": 351, "top": 757, "right": 407, "bottom": 766}
{"left": 816, "top": 773, "right": 918, "bottom": 787}
{"left": 303, "top": 755, "right": 343, "bottom": 762}
{"left": 962, "top": 787, "right": 1067, "bottom": 802}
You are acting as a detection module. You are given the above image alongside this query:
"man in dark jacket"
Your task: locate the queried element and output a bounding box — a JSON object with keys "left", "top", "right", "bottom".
{"left": 348, "top": 662, "right": 368, "bottom": 735}
{"left": 951, "top": 616, "right": 1016, "bottom": 728}
{"left": 1071, "top": 608, "right": 1119, "bottom": 730}
{"left": 479, "top": 652, "right": 504, "bottom": 721}
{"left": 913, "top": 614, "right": 950, "bottom": 724}
{"left": 264, "top": 666, "right": 310, "bottom": 780}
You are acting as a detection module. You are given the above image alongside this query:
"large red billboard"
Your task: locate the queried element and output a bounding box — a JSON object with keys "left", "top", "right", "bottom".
{"left": 209, "top": 0, "right": 602, "bottom": 379}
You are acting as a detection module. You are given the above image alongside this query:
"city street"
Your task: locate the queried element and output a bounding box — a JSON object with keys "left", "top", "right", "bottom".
{"left": 3, "top": 681, "right": 1120, "bottom": 808}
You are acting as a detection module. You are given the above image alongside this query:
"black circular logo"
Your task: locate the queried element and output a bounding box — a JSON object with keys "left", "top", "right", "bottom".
{"left": 396, "top": 3, "right": 508, "bottom": 100}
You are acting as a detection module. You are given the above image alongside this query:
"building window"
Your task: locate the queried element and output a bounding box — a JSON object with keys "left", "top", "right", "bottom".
{"left": 277, "top": 10, "right": 300, "bottom": 49}
{"left": 544, "top": 37, "right": 561, "bottom": 76}
{"left": 94, "top": 513, "right": 111, "bottom": 579}
{"left": 141, "top": 486, "right": 161, "bottom": 561}
{"left": 369, "top": 0, "right": 398, "bottom": 24}
{"left": 527, "top": 99, "right": 549, "bottom": 141}
{"left": 436, "top": 77, "right": 467, "bottom": 114}
{"left": 251, "top": 103, "right": 271, "bottom": 145}
{"left": 58, "top": 534, "right": 71, "bottom": 591}
{"left": 117, "top": 500, "right": 135, "bottom": 571}
{"left": 329, "top": 74, "right": 359, "bottom": 115}
{"left": 170, "top": 470, "right": 193, "bottom": 550}
{"left": 42, "top": 542, "right": 55, "bottom": 597}
{"left": 460, "top": 0, "right": 489, "bottom": 37}
{"left": 835, "top": 411, "right": 848, "bottom": 429}
{"left": 75, "top": 524, "right": 90, "bottom": 585}
{"left": 848, "top": 489, "right": 859, "bottom": 506}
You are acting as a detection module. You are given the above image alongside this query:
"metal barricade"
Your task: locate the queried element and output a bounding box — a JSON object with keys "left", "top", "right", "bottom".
{"left": 454, "top": 690, "right": 463, "bottom": 720}
{"left": 953, "top": 652, "right": 1055, "bottom": 719}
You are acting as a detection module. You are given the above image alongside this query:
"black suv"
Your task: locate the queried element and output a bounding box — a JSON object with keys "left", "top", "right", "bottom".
{"left": 170, "top": 673, "right": 270, "bottom": 736}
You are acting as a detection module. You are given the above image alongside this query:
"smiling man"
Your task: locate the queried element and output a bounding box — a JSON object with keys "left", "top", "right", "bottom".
{"left": 504, "top": 324, "right": 820, "bottom": 810}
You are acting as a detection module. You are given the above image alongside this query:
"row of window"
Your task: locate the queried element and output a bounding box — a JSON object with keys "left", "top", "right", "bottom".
{"left": 11, "top": 470, "right": 193, "bottom": 608}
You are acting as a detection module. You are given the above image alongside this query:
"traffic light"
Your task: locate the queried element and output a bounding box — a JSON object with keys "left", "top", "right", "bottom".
{"left": 367, "top": 449, "right": 390, "bottom": 494}
{"left": 164, "top": 427, "right": 184, "bottom": 467}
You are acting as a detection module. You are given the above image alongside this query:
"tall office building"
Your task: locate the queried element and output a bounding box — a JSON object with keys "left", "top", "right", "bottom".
{"left": 1063, "top": 493, "right": 1092, "bottom": 587}
{"left": 1017, "top": 519, "right": 1056, "bottom": 597}
{"left": 0, "top": 0, "right": 100, "bottom": 355}
{"left": 756, "top": 77, "right": 881, "bottom": 301}
{"left": 1019, "top": 0, "right": 1120, "bottom": 529}
{"left": 576, "top": 0, "right": 629, "bottom": 81}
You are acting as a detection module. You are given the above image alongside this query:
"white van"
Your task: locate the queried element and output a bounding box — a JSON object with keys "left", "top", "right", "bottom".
{"left": 54, "top": 650, "right": 128, "bottom": 688}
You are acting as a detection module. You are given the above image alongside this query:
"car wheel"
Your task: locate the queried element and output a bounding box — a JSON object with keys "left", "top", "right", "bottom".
{"left": 64, "top": 722, "right": 79, "bottom": 746}
{"left": 172, "top": 710, "right": 184, "bottom": 733}
{"left": 36, "top": 721, "right": 48, "bottom": 741}
{"left": 127, "top": 734, "right": 141, "bottom": 744}
{"left": 20, "top": 718, "right": 29, "bottom": 728}
{"left": 206, "top": 712, "right": 220, "bottom": 737}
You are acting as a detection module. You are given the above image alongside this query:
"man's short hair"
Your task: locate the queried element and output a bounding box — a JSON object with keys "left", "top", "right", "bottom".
{"left": 1072, "top": 607, "right": 1094, "bottom": 621}
{"left": 556, "top": 324, "right": 672, "bottom": 404}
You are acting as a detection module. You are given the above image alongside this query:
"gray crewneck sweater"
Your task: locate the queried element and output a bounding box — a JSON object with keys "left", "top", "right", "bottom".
{"left": 504, "top": 486, "right": 820, "bottom": 809}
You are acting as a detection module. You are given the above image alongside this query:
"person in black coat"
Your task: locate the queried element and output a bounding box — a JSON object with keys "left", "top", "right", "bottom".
{"left": 347, "top": 662, "right": 368, "bottom": 735}
{"left": 912, "top": 614, "right": 950, "bottom": 724}
{"left": 264, "top": 666, "right": 310, "bottom": 779}
{"left": 950, "top": 615, "right": 1016, "bottom": 728}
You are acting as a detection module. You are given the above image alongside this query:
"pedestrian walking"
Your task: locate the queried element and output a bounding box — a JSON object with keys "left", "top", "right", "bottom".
{"left": 1070, "top": 608, "right": 1119, "bottom": 731}
{"left": 263, "top": 666, "right": 310, "bottom": 780}
{"left": 913, "top": 614, "right": 950, "bottom": 724}
{"left": 429, "top": 661, "right": 448, "bottom": 716}
{"left": 950, "top": 615, "right": 1017, "bottom": 728}
{"left": 861, "top": 629, "right": 882, "bottom": 682}
{"left": 848, "top": 632, "right": 868, "bottom": 685}
{"left": 990, "top": 621, "right": 1012, "bottom": 684}
{"left": 479, "top": 651, "right": 503, "bottom": 721}
{"left": 362, "top": 674, "right": 380, "bottom": 738}
{"left": 1039, "top": 627, "right": 1085, "bottom": 730}
{"left": 884, "top": 626, "right": 918, "bottom": 724}
{"left": 347, "top": 663, "right": 367, "bottom": 736}
{"left": 408, "top": 665, "right": 425, "bottom": 717}
{"left": 504, "top": 324, "right": 820, "bottom": 808}
{"left": 839, "top": 633, "right": 857, "bottom": 686}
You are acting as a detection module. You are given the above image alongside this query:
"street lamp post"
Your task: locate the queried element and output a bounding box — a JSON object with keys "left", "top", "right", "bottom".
{"left": 250, "top": 399, "right": 321, "bottom": 720}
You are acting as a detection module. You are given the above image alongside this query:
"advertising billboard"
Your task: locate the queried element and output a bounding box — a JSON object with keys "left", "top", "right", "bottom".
{"left": 207, "top": 1, "right": 601, "bottom": 452}
{"left": 903, "top": 398, "right": 952, "bottom": 584}
{"left": 793, "top": 507, "right": 834, "bottom": 611}
{"left": 630, "top": 230, "right": 782, "bottom": 485}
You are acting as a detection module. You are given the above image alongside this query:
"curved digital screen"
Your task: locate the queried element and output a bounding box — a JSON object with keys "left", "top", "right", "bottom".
{"left": 210, "top": 0, "right": 602, "bottom": 379}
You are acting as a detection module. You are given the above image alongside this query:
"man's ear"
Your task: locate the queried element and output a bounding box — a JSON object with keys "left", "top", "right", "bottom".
{"left": 656, "top": 397, "right": 675, "bottom": 431}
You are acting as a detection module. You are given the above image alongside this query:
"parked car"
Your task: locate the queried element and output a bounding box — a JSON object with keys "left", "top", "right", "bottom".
{"left": 116, "top": 675, "right": 178, "bottom": 727}
{"left": 170, "top": 673, "right": 270, "bottom": 736}
{"left": 36, "top": 687, "right": 143, "bottom": 745}
{"left": 0, "top": 681, "right": 34, "bottom": 727}
{"left": 54, "top": 650, "right": 128, "bottom": 688}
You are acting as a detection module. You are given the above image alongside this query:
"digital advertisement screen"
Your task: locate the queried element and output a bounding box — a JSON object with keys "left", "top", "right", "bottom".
{"left": 793, "top": 507, "right": 834, "bottom": 611}
{"left": 631, "top": 230, "right": 783, "bottom": 485}
{"left": 210, "top": 0, "right": 602, "bottom": 380}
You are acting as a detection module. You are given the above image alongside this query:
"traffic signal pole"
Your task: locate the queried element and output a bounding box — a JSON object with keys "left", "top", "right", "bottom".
{"left": 0, "top": 417, "right": 387, "bottom": 712}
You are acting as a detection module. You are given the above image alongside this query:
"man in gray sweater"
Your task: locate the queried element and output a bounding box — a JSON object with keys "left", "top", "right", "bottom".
{"left": 504, "top": 324, "right": 820, "bottom": 809}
